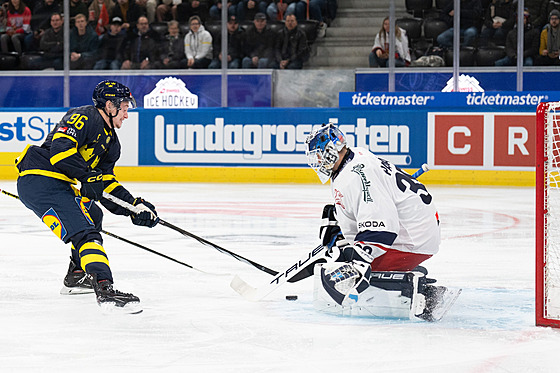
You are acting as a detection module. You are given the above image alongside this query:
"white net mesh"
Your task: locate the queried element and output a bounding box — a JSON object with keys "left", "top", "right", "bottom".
{"left": 545, "top": 103, "right": 560, "bottom": 319}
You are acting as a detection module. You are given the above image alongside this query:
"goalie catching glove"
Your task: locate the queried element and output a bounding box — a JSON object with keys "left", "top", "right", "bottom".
{"left": 131, "top": 197, "right": 159, "bottom": 228}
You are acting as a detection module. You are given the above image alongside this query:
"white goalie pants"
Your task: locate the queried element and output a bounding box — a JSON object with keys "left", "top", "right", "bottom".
{"left": 312, "top": 264, "right": 427, "bottom": 319}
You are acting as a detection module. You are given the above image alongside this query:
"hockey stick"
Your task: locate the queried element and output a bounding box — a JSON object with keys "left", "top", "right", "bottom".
{"left": 101, "top": 192, "right": 278, "bottom": 276}
{"left": 1, "top": 188, "right": 205, "bottom": 273}
{"left": 230, "top": 244, "right": 331, "bottom": 301}
{"left": 231, "top": 163, "right": 434, "bottom": 301}
{"left": 411, "top": 163, "right": 429, "bottom": 179}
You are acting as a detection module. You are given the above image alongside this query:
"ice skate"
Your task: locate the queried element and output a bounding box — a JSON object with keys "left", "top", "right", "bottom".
{"left": 60, "top": 258, "right": 94, "bottom": 295}
{"left": 89, "top": 275, "right": 142, "bottom": 314}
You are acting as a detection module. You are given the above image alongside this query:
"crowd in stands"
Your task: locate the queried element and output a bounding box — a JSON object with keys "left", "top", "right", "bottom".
{"left": 370, "top": 0, "right": 560, "bottom": 68}
{"left": 0, "top": 0, "right": 338, "bottom": 70}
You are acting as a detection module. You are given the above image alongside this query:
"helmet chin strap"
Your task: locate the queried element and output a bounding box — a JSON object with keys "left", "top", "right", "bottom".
{"left": 103, "top": 101, "right": 121, "bottom": 128}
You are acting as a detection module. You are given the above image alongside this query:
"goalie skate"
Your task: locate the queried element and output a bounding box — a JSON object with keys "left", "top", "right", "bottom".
{"left": 60, "top": 258, "right": 94, "bottom": 295}
{"left": 417, "top": 285, "right": 462, "bottom": 322}
{"left": 90, "top": 276, "right": 142, "bottom": 314}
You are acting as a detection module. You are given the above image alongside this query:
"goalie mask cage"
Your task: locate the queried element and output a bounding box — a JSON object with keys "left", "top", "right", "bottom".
{"left": 537, "top": 101, "right": 560, "bottom": 328}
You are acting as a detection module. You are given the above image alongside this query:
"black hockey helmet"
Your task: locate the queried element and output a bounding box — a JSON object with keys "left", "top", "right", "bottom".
{"left": 92, "top": 80, "right": 137, "bottom": 111}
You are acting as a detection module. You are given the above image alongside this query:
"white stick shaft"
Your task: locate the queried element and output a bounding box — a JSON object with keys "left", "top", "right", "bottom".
{"left": 102, "top": 192, "right": 143, "bottom": 214}
{"left": 231, "top": 245, "right": 328, "bottom": 301}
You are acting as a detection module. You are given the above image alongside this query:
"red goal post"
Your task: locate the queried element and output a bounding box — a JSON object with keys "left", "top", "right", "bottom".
{"left": 536, "top": 101, "right": 560, "bottom": 328}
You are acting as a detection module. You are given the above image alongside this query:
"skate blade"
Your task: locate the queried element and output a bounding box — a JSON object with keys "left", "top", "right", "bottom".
{"left": 60, "top": 286, "right": 94, "bottom": 295}
{"left": 98, "top": 301, "right": 143, "bottom": 315}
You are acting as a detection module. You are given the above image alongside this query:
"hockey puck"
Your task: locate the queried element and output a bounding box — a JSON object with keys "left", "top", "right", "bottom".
{"left": 285, "top": 295, "right": 298, "bottom": 301}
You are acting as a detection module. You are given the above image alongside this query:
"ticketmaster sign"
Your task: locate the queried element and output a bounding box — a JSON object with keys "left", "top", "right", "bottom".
{"left": 339, "top": 91, "right": 560, "bottom": 109}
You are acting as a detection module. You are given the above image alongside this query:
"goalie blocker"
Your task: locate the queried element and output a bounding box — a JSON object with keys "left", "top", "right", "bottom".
{"left": 313, "top": 262, "right": 457, "bottom": 321}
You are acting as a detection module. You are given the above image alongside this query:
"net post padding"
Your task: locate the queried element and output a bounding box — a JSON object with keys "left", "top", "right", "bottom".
{"left": 537, "top": 101, "right": 560, "bottom": 328}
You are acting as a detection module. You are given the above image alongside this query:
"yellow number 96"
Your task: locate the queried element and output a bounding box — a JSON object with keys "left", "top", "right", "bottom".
{"left": 67, "top": 114, "right": 88, "bottom": 129}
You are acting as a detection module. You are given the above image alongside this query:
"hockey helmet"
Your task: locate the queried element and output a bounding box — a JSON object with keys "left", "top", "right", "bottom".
{"left": 305, "top": 123, "right": 347, "bottom": 184}
{"left": 92, "top": 80, "right": 137, "bottom": 111}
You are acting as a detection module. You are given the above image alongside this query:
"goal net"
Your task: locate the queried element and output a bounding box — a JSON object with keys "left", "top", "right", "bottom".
{"left": 537, "top": 101, "right": 560, "bottom": 328}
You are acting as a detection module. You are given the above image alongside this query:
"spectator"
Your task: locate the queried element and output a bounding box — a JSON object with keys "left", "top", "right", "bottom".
{"left": 479, "top": 0, "right": 515, "bottom": 46}
{"left": 94, "top": 16, "right": 127, "bottom": 69}
{"left": 437, "top": 0, "right": 483, "bottom": 48}
{"left": 368, "top": 16, "right": 411, "bottom": 68}
{"left": 37, "top": 12, "right": 64, "bottom": 69}
{"left": 70, "top": 0, "right": 88, "bottom": 22}
{"left": 154, "top": 19, "right": 187, "bottom": 68}
{"left": 121, "top": 15, "right": 160, "bottom": 69}
{"left": 208, "top": 14, "right": 243, "bottom": 68}
{"left": 0, "top": 6, "right": 7, "bottom": 34}
{"left": 70, "top": 13, "right": 100, "bottom": 69}
{"left": 273, "top": 13, "right": 308, "bottom": 69}
{"left": 184, "top": 14, "right": 212, "bottom": 68}
{"left": 266, "top": 0, "right": 305, "bottom": 21}
{"left": 88, "top": 0, "right": 114, "bottom": 36}
{"left": 1, "top": 0, "right": 32, "bottom": 54}
{"left": 305, "top": 0, "right": 328, "bottom": 37}
{"left": 209, "top": 0, "right": 238, "bottom": 21}
{"left": 536, "top": 9, "right": 560, "bottom": 66}
{"left": 176, "top": 0, "right": 210, "bottom": 24}
{"left": 24, "top": 0, "right": 61, "bottom": 52}
{"left": 495, "top": 8, "right": 540, "bottom": 66}
{"left": 111, "top": 0, "right": 147, "bottom": 31}
{"left": 155, "top": 0, "right": 176, "bottom": 22}
{"left": 146, "top": 0, "right": 157, "bottom": 23}
{"left": 242, "top": 12, "right": 276, "bottom": 68}
{"left": 526, "top": 0, "right": 548, "bottom": 31}
{"left": 236, "top": 0, "right": 267, "bottom": 22}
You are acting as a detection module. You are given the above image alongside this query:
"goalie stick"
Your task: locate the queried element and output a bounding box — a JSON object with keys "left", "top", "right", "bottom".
{"left": 101, "top": 192, "right": 278, "bottom": 275}
{"left": 230, "top": 163, "right": 434, "bottom": 301}
{"left": 230, "top": 244, "right": 331, "bottom": 301}
{"left": 0, "top": 188, "right": 208, "bottom": 273}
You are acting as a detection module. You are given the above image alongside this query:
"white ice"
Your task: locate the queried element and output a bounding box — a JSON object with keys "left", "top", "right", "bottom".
{"left": 1, "top": 181, "right": 558, "bottom": 372}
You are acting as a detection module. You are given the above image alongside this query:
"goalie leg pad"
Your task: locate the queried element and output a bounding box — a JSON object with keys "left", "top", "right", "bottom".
{"left": 313, "top": 264, "right": 427, "bottom": 319}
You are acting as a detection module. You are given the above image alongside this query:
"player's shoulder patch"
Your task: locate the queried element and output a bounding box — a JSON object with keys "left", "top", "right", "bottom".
{"left": 57, "top": 126, "right": 77, "bottom": 137}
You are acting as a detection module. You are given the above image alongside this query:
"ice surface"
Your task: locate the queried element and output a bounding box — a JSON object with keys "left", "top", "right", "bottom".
{"left": 1, "top": 181, "right": 558, "bottom": 372}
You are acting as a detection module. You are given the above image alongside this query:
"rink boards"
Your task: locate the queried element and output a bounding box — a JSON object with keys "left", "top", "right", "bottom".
{"left": 0, "top": 104, "right": 538, "bottom": 185}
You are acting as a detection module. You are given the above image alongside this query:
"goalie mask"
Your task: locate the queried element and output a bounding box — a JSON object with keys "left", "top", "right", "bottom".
{"left": 305, "top": 123, "right": 347, "bottom": 184}
{"left": 92, "top": 80, "right": 137, "bottom": 112}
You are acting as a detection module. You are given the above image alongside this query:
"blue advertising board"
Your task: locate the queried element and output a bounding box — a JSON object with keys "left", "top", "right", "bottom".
{"left": 339, "top": 91, "right": 560, "bottom": 111}
{"left": 0, "top": 74, "right": 272, "bottom": 108}
{"left": 356, "top": 71, "right": 560, "bottom": 93}
{"left": 137, "top": 108, "right": 428, "bottom": 168}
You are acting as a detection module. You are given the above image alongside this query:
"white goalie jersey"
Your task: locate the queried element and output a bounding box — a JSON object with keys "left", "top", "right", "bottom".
{"left": 331, "top": 147, "right": 440, "bottom": 258}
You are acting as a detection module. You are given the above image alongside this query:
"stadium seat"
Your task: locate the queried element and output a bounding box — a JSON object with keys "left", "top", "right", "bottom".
{"left": 179, "top": 23, "right": 190, "bottom": 35}
{"left": 269, "top": 20, "right": 284, "bottom": 35}
{"left": 444, "top": 46, "right": 476, "bottom": 66}
{"left": 20, "top": 52, "right": 44, "bottom": 70}
{"left": 298, "top": 19, "right": 319, "bottom": 44}
{"left": 475, "top": 46, "right": 506, "bottom": 66}
{"left": 396, "top": 17, "right": 422, "bottom": 40}
{"left": 0, "top": 52, "right": 19, "bottom": 70}
{"left": 151, "top": 22, "right": 168, "bottom": 37}
{"left": 205, "top": 22, "right": 221, "bottom": 39}
{"left": 423, "top": 17, "right": 448, "bottom": 41}
{"left": 405, "top": 0, "right": 433, "bottom": 18}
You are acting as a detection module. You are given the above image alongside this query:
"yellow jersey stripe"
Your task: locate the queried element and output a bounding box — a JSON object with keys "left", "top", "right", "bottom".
{"left": 18, "top": 169, "right": 77, "bottom": 184}
{"left": 52, "top": 133, "right": 78, "bottom": 143}
{"left": 50, "top": 147, "right": 78, "bottom": 165}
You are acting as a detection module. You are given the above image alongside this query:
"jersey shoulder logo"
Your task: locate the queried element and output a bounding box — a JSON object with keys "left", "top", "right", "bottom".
{"left": 351, "top": 164, "right": 373, "bottom": 203}
{"left": 334, "top": 188, "right": 345, "bottom": 210}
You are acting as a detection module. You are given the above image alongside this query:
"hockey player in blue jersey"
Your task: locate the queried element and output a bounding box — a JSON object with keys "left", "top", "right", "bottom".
{"left": 15, "top": 80, "right": 159, "bottom": 313}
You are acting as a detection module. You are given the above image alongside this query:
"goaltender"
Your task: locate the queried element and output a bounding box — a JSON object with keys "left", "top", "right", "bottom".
{"left": 15, "top": 80, "right": 159, "bottom": 313}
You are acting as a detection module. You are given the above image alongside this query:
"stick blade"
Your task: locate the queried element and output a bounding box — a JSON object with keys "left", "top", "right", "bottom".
{"left": 230, "top": 275, "right": 261, "bottom": 301}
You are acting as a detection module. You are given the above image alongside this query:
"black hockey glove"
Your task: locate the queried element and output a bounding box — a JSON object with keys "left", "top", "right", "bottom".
{"left": 131, "top": 197, "right": 159, "bottom": 228}
{"left": 80, "top": 170, "right": 104, "bottom": 201}
{"left": 319, "top": 204, "right": 344, "bottom": 249}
